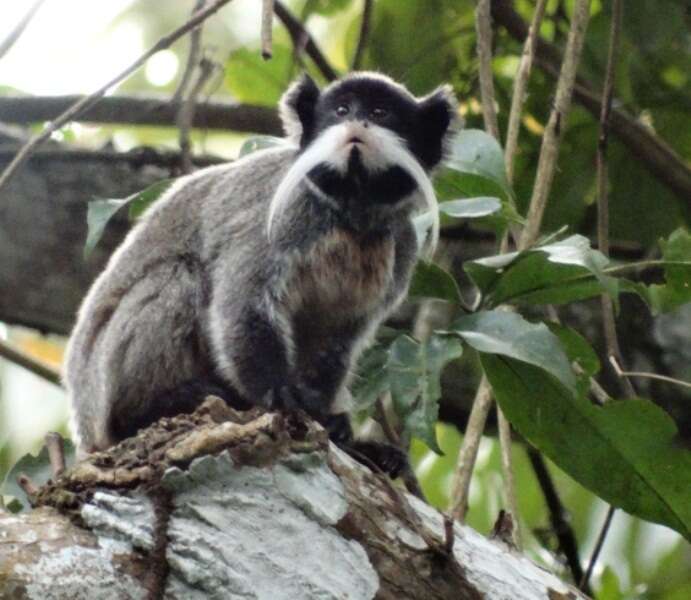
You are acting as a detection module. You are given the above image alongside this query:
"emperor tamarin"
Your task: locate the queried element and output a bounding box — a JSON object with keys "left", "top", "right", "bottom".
{"left": 64, "top": 72, "right": 458, "bottom": 464}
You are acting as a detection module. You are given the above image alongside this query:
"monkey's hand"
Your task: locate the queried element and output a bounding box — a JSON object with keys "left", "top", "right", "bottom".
{"left": 325, "top": 414, "right": 409, "bottom": 479}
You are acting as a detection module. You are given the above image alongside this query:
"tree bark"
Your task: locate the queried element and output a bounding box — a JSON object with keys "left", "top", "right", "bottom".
{"left": 0, "top": 398, "right": 588, "bottom": 599}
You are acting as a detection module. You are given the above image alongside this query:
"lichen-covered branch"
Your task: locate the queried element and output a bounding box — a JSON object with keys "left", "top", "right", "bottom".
{"left": 0, "top": 398, "right": 589, "bottom": 599}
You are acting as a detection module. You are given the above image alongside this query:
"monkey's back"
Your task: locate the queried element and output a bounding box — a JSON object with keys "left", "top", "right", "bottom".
{"left": 64, "top": 146, "right": 295, "bottom": 453}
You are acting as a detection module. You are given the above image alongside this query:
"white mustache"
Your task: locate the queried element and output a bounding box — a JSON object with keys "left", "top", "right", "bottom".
{"left": 266, "top": 122, "right": 439, "bottom": 260}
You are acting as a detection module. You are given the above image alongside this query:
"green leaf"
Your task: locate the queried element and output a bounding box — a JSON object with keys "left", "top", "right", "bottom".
{"left": 545, "top": 322, "right": 601, "bottom": 377}
{"left": 388, "top": 335, "right": 463, "bottom": 454}
{"left": 446, "top": 310, "right": 577, "bottom": 394}
{"left": 225, "top": 45, "right": 294, "bottom": 106}
{"left": 464, "top": 234, "right": 619, "bottom": 308}
{"left": 481, "top": 355, "right": 691, "bottom": 541}
{"left": 84, "top": 179, "right": 173, "bottom": 258}
{"left": 352, "top": 334, "right": 463, "bottom": 454}
{"left": 623, "top": 228, "right": 691, "bottom": 314}
{"left": 438, "top": 196, "right": 502, "bottom": 219}
{"left": 408, "top": 261, "right": 462, "bottom": 304}
{"left": 238, "top": 135, "right": 286, "bottom": 157}
{"left": 445, "top": 129, "right": 509, "bottom": 191}
{"left": 84, "top": 198, "right": 127, "bottom": 258}
{"left": 0, "top": 440, "right": 76, "bottom": 512}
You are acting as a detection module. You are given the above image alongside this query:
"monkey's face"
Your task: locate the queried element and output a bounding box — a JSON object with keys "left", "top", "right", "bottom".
{"left": 270, "top": 73, "right": 458, "bottom": 247}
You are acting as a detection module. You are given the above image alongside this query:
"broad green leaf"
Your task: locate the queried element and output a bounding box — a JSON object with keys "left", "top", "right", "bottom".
{"left": 446, "top": 310, "right": 577, "bottom": 394}
{"left": 84, "top": 198, "right": 127, "bottom": 258}
{"left": 84, "top": 179, "right": 173, "bottom": 258}
{"left": 352, "top": 334, "right": 463, "bottom": 454}
{"left": 622, "top": 228, "right": 691, "bottom": 314}
{"left": 465, "top": 234, "right": 619, "bottom": 308}
{"left": 388, "top": 335, "right": 463, "bottom": 454}
{"left": 545, "top": 322, "right": 601, "bottom": 377}
{"left": 408, "top": 261, "right": 462, "bottom": 304}
{"left": 438, "top": 196, "right": 502, "bottom": 219}
{"left": 238, "top": 135, "right": 286, "bottom": 157}
{"left": 445, "top": 129, "right": 509, "bottom": 192}
{"left": 0, "top": 440, "right": 76, "bottom": 512}
{"left": 225, "top": 45, "right": 294, "bottom": 106}
{"left": 481, "top": 355, "right": 691, "bottom": 540}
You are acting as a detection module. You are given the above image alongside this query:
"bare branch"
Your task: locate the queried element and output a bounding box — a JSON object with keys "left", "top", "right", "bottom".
{"left": 351, "top": 0, "right": 374, "bottom": 71}
{"left": 519, "top": 0, "right": 592, "bottom": 250}
{"left": 609, "top": 356, "right": 691, "bottom": 391}
{"left": 45, "top": 432, "right": 67, "bottom": 478}
{"left": 580, "top": 506, "right": 615, "bottom": 590}
{"left": 0, "top": 339, "right": 62, "bottom": 387}
{"left": 497, "top": 410, "right": 521, "bottom": 548}
{"left": 491, "top": 0, "right": 691, "bottom": 205}
{"left": 261, "top": 0, "right": 276, "bottom": 59}
{"left": 0, "top": 95, "right": 282, "bottom": 134}
{"left": 504, "top": 0, "right": 547, "bottom": 184}
{"left": 273, "top": 2, "right": 338, "bottom": 81}
{"left": 172, "top": 0, "right": 208, "bottom": 103}
{"left": 0, "top": 0, "right": 47, "bottom": 61}
{"left": 450, "top": 378, "right": 493, "bottom": 521}
{"left": 474, "top": 0, "right": 500, "bottom": 140}
{"left": 177, "top": 57, "right": 216, "bottom": 173}
{"left": 0, "top": 0, "right": 236, "bottom": 196}
{"left": 527, "top": 448, "right": 588, "bottom": 592}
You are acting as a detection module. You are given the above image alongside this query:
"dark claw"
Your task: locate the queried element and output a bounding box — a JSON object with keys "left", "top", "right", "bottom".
{"left": 345, "top": 440, "right": 409, "bottom": 479}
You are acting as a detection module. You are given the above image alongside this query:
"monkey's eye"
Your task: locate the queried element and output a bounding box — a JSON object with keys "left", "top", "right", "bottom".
{"left": 371, "top": 107, "right": 388, "bottom": 120}
{"left": 335, "top": 104, "right": 350, "bottom": 117}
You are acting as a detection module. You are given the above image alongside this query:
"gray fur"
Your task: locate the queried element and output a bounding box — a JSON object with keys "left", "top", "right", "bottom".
{"left": 65, "top": 73, "right": 455, "bottom": 455}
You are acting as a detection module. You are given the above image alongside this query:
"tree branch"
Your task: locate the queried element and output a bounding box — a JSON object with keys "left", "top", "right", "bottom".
{"left": 0, "top": 0, "right": 47, "bottom": 61}
{"left": 475, "top": 0, "right": 500, "bottom": 139}
{"left": 0, "top": 339, "right": 62, "bottom": 387}
{"left": 527, "top": 448, "right": 588, "bottom": 593}
{"left": 273, "top": 1, "right": 338, "bottom": 81}
{"left": 504, "top": 0, "right": 547, "bottom": 184}
{"left": 490, "top": 0, "right": 691, "bottom": 205}
{"left": 0, "top": 0, "right": 236, "bottom": 196}
{"left": 0, "top": 94, "right": 282, "bottom": 134}
{"left": 351, "top": 0, "right": 374, "bottom": 71}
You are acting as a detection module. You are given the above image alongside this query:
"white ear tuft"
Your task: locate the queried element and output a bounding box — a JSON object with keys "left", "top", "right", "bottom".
{"left": 278, "top": 74, "right": 320, "bottom": 145}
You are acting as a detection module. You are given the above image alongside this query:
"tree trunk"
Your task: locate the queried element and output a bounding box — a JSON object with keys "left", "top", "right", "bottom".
{"left": 0, "top": 398, "right": 587, "bottom": 599}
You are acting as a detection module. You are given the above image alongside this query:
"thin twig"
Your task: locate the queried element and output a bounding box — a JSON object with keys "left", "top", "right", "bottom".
{"left": 609, "top": 356, "right": 691, "bottom": 390}
{"left": 0, "top": 0, "right": 47, "bottom": 61}
{"left": 172, "top": 0, "right": 207, "bottom": 103}
{"left": 45, "top": 432, "right": 66, "bottom": 478}
{"left": 582, "top": 2, "right": 626, "bottom": 591}
{"left": 0, "top": 0, "right": 235, "bottom": 196}
{"left": 450, "top": 378, "right": 493, "bottom": 521}
{"left": 519, "top": 0, "right": 592, "bottom": 250}
{"left": 504, "top": 0, "right": 547, "bottom": 184}
{"left": 0, "top": 339, "right": 62, "bottom": 387}
{"left": 273, "top": 1, "right": 338, "bottom": 81}
{"left": 595, "top": 0, "right": 635, "bottom": 399}
{"left": 497, "top": 410, "right": 521, "bottom": 548}
{"left": 527, "top": 448, "right": 588, "bottom": 592}
{"left": 474, "top": 0, "right": 500, "bottom": 140}
{"left": 177, "top": 57, "right": 216, "bottom": 174}
{"left": 17, "top": 474, "right": 39, "bottom": 498}
{"left": 351, "top": 0, "right": 374, "bottom": 71}
{"left": 261, "top": 0, "right": 276, "bottom": 59}
{"left": 581, "top": 505, "right": 615, "bottom": 590}
{"left": 491, "top": 0, "right": 691, "bottom": 204}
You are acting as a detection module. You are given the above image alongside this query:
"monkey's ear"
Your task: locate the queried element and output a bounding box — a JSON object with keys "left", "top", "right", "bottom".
{"left": 413, "top": 85, "right": 460, "bottom": 169}
{"left": 279, "top": 74, "right": 321, "bottom": 146}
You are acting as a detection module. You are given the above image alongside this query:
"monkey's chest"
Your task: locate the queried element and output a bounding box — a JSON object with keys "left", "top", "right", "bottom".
{"left": 282, "top": 229, "right": 395, "bottom": 323}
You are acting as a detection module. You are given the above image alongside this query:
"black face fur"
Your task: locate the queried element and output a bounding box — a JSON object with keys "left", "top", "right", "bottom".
{"left": 282, "top": 73, "right": 457, "bottom": 171}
